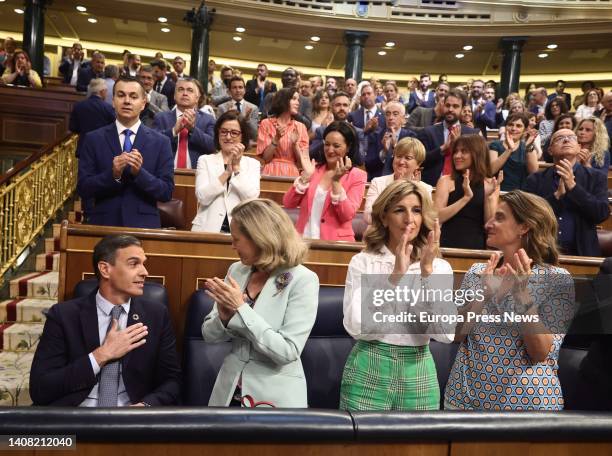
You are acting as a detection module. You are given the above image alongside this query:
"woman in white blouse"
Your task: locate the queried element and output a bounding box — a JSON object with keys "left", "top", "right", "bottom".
{"left": 192, "top": 111, "right": 260, "bottom": 233}
{"left": 340, "top": 180, "right": 456, "bottom": 411}
{"left": 363, "top": 137, "right": 433, "bottom": 225}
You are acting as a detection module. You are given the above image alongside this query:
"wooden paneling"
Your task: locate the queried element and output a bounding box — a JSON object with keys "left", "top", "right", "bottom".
{"left": 451, "top": 442, "right": 612, "bottom": 456}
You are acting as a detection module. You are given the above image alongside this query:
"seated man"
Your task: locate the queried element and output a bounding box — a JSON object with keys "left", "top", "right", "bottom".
{"left": 524, "top": 128, "right": 609, "bottom": 257}
{"left": 77, "top": 77, "right": 174, "bottom": 229}
{"left": 30, "top": 234, "right": 181, "bottom": 406}
{"left": 153, "top": 77, "right": 215, "bottom": 168}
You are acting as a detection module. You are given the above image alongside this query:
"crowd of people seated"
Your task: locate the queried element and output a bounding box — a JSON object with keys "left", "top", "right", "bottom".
{"left": 3, "top": 36, "right": 611, "bottom": 411}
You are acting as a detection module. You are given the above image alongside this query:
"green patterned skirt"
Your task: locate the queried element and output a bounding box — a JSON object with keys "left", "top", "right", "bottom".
{"left": 339, "top": 340, "right": 440, "bottom": 411}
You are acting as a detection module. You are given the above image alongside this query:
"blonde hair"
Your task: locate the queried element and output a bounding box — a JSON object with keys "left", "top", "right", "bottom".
{"left": 231, "top": 199, "right": 308, "bottom": 272}
{"left": 499, "top": 191, "right": 560, "bottom": 266}
{"left": 576, "top": 117, "right": 610, "bottom": 167}
{"left": 364, "top": 180, "right": 437, "bottom": 262}
{"left": 394, "top": 137, "right": 426, "bottom": 165}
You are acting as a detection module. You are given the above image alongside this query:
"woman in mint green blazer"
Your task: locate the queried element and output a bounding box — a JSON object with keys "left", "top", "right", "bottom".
{"left": 202, "top": 199, "right": 320, "bottom": 407}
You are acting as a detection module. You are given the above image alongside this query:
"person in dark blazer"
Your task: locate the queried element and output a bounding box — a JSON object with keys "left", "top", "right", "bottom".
{"left": 30, "top": 234, "right": 181, "bottom": 406}
{"left": 348, "top": 83, "right": 386, "bottom": 132}
{"left": 469, "top": 80, "right": 498, "bottom": 138}
{"left": 76, "top": 52, "right": 105, "bottom": 92}
{"left": 138, "top": 65, "right": 169, "bottom": 127}
{"left": 77, "top": 78, "right": 174, "bottom": 229}
{"left": 548, "top": 80, "right": 571, "bottom": 111}
{"left": 59, "top": 42, "right": 88, "bottom": 85}
{"left": 406, "top": 82, "right": 449, "bottom": 133}
{"left": 153, "top": 78, "right": 216, "bottom": 169}
{"left": 524, "top": 128, "right": 609, "bottom": 257}
{"left": 417, "top": 89, "right": 480, "bottom": 186}
{"left": 407, "top": 73, "right": 436, "bottom": 113}
{"left": 151, "top": 59, "right": 176, "bottom": 109}
{"left": 244, "top": 63, "right": 277, "bottom": 109}
{"left": 69, "top": 78, "right": 116, "bottom": 155}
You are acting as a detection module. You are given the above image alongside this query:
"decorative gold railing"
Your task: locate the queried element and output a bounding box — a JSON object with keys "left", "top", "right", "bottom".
{"left": 0, "top": 134, "right": 78, "bottom": 284}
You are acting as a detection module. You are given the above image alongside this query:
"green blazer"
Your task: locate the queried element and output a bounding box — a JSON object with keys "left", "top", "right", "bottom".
{"left": 202, "top": 262, "right": 319, "bottom": 407}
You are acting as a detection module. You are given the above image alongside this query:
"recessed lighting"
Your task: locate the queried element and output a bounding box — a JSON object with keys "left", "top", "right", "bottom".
{"left": 310, "top": 36, "right": 320, "bottom": 42}
{"left": 233, "top": 36, "right": 242, "bottom": 42}
{"left": 463, "top": 45, "right": 473, "bottom": 51}
{"left": 87, "top": 17, "right": 98, "bottom": 23}
{"left": 236, "top": 26, "right": 246, "bottom": 33}
{"left": 455, "top": 53, "right": 465, "bottom": 59}
{"left": 385, "top": 41, "right": 396, "bottom": 47}
{"left": 161, "top": 27, "right": 171, "bottom": 33}
{"left": 158, "top": 17, "right": 168, "bottom": 23}
{"left": 378, "top": 50, "right": 387, "bottom": 56}
{"left": 76, "top": 5, "right": 87, "bottom": 12}
{"left": 304, "top": 45, "right": 314, "bottom": 50}
{"left": 547, "top": 44, "right": 558, "bottom": 49}
{"left": 538, "top": 53, "right": 548, "bottom": 58}
{"left": 14, "top": 8, "right": 24, "bottom": 14}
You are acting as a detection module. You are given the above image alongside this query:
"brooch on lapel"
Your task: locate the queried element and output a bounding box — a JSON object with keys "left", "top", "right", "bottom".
{"left": 273, "top": 272, "right": 293, "bottom": 296}
{"left": 132, "top": 314, "right": 140, "bottom": 321}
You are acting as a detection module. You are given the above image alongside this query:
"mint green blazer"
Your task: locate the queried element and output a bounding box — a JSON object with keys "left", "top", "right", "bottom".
{"left": 202, "top": 262, "right": 319, "bottom": 407}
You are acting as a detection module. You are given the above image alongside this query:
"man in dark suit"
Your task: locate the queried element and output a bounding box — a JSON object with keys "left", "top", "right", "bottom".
{"left": 69, "top": 78, "right": 116, "bottom": 155}
{"left": 469, "top": 79, "right": 497, "bottom": 138}
{"left": 245, "top": 63, "right": 277, "bottom": 110}
{"left": 59, "top": 42, "right": 88, "bottom": 86}
{"left": 348, "top": 83, "right": 385, "bottom": 132}
{"left": 417, "top": 89, "right": 480, "bottom": 186}
{"left": 77, "top": 77, "right": 174, "bottom": 229}
{"left": 406, "top": 82, "right": 449, "bottom": 133}
{"left": 407, "top": 73, "right": 435, "bottom": 113}
{"left": 153, "top": 77, "right": 215, "bottom": 169}
{"left": 376, "top": 101, "right": 417, "bottom": 177}
{"left": 138, "top": 65, "right": 169, "bottom": 127}
{"left": 262, "top": 67, "right": 312, "bottom": 130}
{"left": 548, "top": 80, "right": 571, "bottom": 110}
{"left": 76, "top": 52, "right": 105, "bottom": 92}
{"left": 151, "top": 59, "right": 176, "bottom": 109}
{"left": 30, "top": 234, "right": 181, "bottom": 406}
{"left": 524, "top": 128, "right": 609, "bottom": 257}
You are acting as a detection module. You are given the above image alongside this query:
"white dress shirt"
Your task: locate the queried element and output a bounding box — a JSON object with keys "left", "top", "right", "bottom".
{"left": 70, "top": 59, "right": 80, "bottom": 86}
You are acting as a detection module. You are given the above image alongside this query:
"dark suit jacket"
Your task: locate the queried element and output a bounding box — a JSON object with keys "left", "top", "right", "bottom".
{"left": 524, "top": 165, "right": 609, "bottom": 257}
{"left": 29, "top": 291, "right": 181, "bottom": 406}
{"left": 308, "top": 122, "right": 366, "bottom": 166}
{"left": 76, "top": 123, "right": 174, "bottom": 228}
{"left": 245, "top": 78, "right": 277, "bottom": 107}
{"left": 157, "top": 78, "right": 176, "bottom": 109}
{"left": 407, "top": 91, "right": 435, "bottom": 113}
{"left": 417, "top": 123, "right": 480, "bottom": 186}
{"left": 59, "top": 58, "right": 89, "bottom": 84}
{"left": 364, "top": 128, "right": 416, "bottom": 180}
{"left": 76, "top": 67, "right": 104, "bottom": 92}
{"left": 348, "top": 107, "right": 386, "bottom": 131}
{"left": 470, "top": 99, "right": 498, "bottom": 138}
{"left": 152, "top": 110, "right": 215, "bottom": 166}
{"left": 406, "top": 107, "right": 435, "bottom": 132}
{"left": 69, "top": 95, "right": 116, "bottom": 155}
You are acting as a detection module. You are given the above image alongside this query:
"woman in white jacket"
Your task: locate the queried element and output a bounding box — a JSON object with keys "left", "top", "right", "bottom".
{"left": 192, "top": 111, "right": 260, "bottom": 232}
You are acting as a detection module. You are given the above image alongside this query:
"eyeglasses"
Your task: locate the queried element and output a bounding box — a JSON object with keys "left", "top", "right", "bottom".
{"left": 219, "top": 129, "right": 242, "bottom": 138}
{"left": 552, "top": 134, "right": 577, "bottom": 144}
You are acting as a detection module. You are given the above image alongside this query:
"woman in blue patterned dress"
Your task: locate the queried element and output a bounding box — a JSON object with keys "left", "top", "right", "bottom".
{"left": 444, "top": 190, "right": 576, "bottom": 410}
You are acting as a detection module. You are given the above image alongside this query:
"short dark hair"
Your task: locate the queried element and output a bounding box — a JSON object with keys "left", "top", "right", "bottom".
{"left": 556, "top": 79, "right": 566, "bottom": 85}
{"left": 139, "top": 64, "right": 153, "bottom": 74}
{"left": 446, "top": 88, "right": 467, "bottom": 107}
{"left": 150, "top": 59, "right": 166, "bottom": 71}
{"left": 229, "top": 76, "right": 245, "bottom": 88}
{"left": 270, "top": 87, "right": 298, "bottom": 117}
{"left": 113, "top": 76, "right": 146, "bottom": 97}
{"left": 505, "top": 112, "right": 530, "bottom": 129}
{"left": 317, "top": 121, "right": 359, "bottom": 164}
{"left": 331, "top": 91, "right": 350, "bottom": 103}
{"left": 420, "top": 73, "right": 430, "bottom": 80}
{"left": 545, "top": 97, "right": 568, "bottom": 120}
{"left": 93, "top": 235, "right": 142, "bottom": 279}
{"left": 553, "top": 113, "right": 577, "bottom": 132}
{"left": 214, "top": 111, "right": 250, "bottom": 150}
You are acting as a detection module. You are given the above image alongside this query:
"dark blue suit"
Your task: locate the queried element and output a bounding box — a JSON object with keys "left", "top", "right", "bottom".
{"left": 152, "top": 110, "right": 216, "bottom": 167}
{"left": 380, "top": 128, "right": 417, "bottom": 176}
{"left": 407, "top": 91, "right": 435, "bottom": 114}
{"left": 417, "top": 123, "right": 480, "bottom": 186}
{"left": 77, "top": 123, "right": 175, "bottom": 228}
{"left": 69, "top": 95, "right": 116, "bottom": 156}
{"left": 524, "top": 165, "right": 609, "bottom": 257}
{"left": 157, "top": 79, "right": 176, "bottom": 109}
{"left": 76, "top": 67, "right": 104, "bottom": 92}
{"left": 348, "top": 107, "right": 386, "bottom": 131}
{"left": 59, "top": 58, "right": 89, "bottom": 84}
{"left": 308, "top": 122, "right": 366, "bottom": 166}
{"left": 471, "top": 99, "right": 498, "bottom": 138}
{"left": 30, "top": 291, "right": 181, "bottom": 406}
{"left": 364, "top": 128, "right": 415, "bottom": 180}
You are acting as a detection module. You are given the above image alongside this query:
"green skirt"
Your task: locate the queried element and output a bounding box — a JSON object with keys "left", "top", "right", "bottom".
{"left": 339, "top": 340, "right": 440, "bottom": 411}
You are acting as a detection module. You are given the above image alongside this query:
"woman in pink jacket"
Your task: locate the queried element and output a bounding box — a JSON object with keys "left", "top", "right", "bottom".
{"left": 283, "top": 121, "right": 367, "bottom": 241}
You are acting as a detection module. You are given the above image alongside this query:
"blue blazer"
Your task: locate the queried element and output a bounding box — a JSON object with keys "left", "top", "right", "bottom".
{"left": 365, "top": 127, "right": 416, "bottom": 181}
{"left": 308, "top": 122, "right": 366, "bottom": 166}
{"left": 76, "top": 67, "right": 104, "bottom": 92}
{"left": 29, "top": 290, "right": 181, "bottom": 406}
{"left": 69, "top": 95, "right": 116, "bottom": 156}
{"left": 158, "top": 79, "right": 176, "bottom": 109}
{"left": 472, "top": 100, "right": 498, "bottom": 138}
{"left": 524, "top": 165, "right": 609, "bottom": 257}
{"left": 153, "top": 110, "right": 216, "bottom": 167}
{"left": 417, "top": 123, "right": 480, "bottom": 186}
{"left": 348, "top": 107, "right": 386, "bottom": 131}
{"left": 77, "top": 123, "right": 175, "bottom": 228}
{"left": 407, "top": 91, "right": 435, "bottom": 113}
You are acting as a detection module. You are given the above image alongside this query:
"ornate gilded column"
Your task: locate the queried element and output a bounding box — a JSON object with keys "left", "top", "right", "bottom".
{"left": 184, "top": 1, "right": 214, "bottom": 94}
{"left": 22, "top": 0, "right": 51, "bottom": 77}
{"left": 344, "top": 31, "right": 369, "bottom": 82}
{"left": 499, "top": 37, "right": 527, "bottom": 100}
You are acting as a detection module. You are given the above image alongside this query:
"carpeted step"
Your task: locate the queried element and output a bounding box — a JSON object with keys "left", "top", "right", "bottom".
{"left": 45, "top": 237, "right": 60, "bottom": 254}
{"left": 52, "top": 223, "right": 61, "bottom": 239}
{"left": 0, "top": 351, "right": 34, "bottom": 406}
{"left": 0, "top": 298, "right": 53, "bottom": 324}
{"left": 9, "top": 271, "right": 59, "bottom": 299}
{"left": 1, "top": 323, "right": 43, "bottom": 352}
{"left": 35, "top": 251, "right": 60, "bottom": 272}
{"left": 68, "top": 211, "right": 83, "bottom": 223}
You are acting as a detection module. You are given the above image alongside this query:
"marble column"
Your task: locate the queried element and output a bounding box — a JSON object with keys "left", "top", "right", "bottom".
{"left": 22, "top": 0, "right": 50, "bottom": 77}
{"left": 184, "top": 1, "right": 214, "bottom": 93}
{"left": 499, "top": 37, "right": 528, "bottom": 100}
{"left": 344, "top": 31, "right": 369, "bottom": 82}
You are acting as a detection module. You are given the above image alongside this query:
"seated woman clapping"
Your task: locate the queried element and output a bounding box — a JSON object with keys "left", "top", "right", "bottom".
{"left": 283, "top": 121, "right": 367, "bottom": 241}
{"left": 444, "top": 191, "right": 576, "bottom": 410}
{"left": 340, "top": 180, "right": 456, "bottom": 411}
{"left": 192, "top": 111, "right": 260, "bottom": 233}
{"left": 202, "top": 199, "right": 319, "bottom": 407}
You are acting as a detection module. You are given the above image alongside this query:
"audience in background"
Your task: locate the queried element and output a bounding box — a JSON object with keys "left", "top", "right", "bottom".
{"left": 59, "top": 42, "right": 88, "bottom": 86}
{"left": 76, "top": 52, "right": 105, "bottom": 92}
{"left": 1, "top": 48, "right": 42, "bottom": 88}
{"left": 575, "top": 117, "right": 610, "bottom": 172}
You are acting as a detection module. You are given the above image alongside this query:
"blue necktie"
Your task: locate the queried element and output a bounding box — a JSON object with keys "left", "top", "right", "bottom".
{"left": 98, "top": 305, "right": 124, "bottom": 407}
{"left": 123, "top": 129, "right": 133, "bottom": 152}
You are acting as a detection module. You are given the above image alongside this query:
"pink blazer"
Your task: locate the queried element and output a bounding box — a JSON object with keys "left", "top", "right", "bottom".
{"left": 283, "top": 165, "right": 367, "bottom": 241}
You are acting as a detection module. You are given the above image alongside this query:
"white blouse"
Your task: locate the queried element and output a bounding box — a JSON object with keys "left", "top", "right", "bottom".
{"left": 343, "top": 245, "right": 456, "bottom": 346}
{"left": 303, "top": 185, "right": 327, "bottom": 239}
